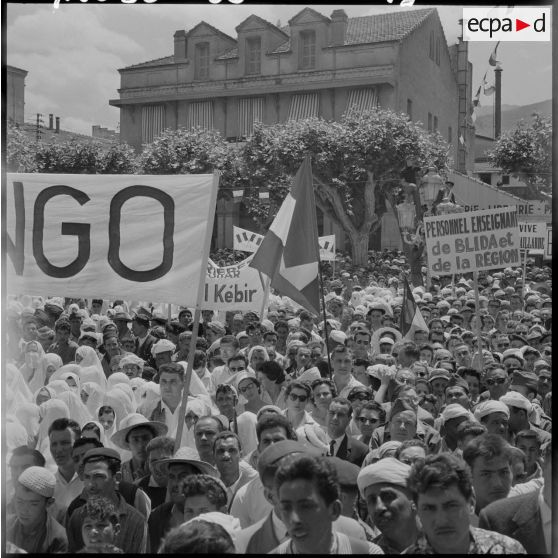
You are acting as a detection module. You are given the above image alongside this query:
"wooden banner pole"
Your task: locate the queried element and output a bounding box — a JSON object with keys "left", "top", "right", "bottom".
{"left": 473, "top": 271, "right": 483, "bottom": 373}
{"left": 175, "top": 172, "right": 220, "bottom": 452}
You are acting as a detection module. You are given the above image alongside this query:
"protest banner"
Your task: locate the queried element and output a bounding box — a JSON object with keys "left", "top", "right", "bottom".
{"left": 204, "top": 256, "right": 263, "bottom": 310}
{"left": 544, "top": 225, "right": 552, "bottom": 260}
{"left": 6, "top": 173, "right": 218, "bottom": 306}
{"left": 234, "top": 225, "right": 336, "bottom": 261}
{"left": 519, "top": 221, "right": 546, "bottom": 254}
{"left": 424, "top": 206, "right": 520, "bottom": 276}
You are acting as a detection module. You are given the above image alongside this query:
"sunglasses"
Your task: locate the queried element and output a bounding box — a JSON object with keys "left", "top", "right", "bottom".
{"left": 229, "top": 367, "right": 245, "bottom": 372}
{"left": 239, "top": 383, "right": 256, "bottom": 393}
{"left": 358, "top": 417, "right": 379, "bottom": 424}
{"left": 485, "top": 377, "right": 507, "bottom": 386}
{"left": 496, "top": 343, "right": 510, "bottom": 350}
{"left": 288, "top": 393, "right": 308, "bottom": 403}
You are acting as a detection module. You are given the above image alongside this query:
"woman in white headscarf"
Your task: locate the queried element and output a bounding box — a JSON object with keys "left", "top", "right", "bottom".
{"left": 15, "top": 402, "right": 41, "bottom": 449}
{"left": 102, "top": 387, "right": 135, "bottom": 430}
{"left": 79, "top": 365, "right": 107, "bottom": 390}
{"left": 43, "top": 353, "right": 63, "bottom": 383}
{"left": 81, "top": 382, "right": 106, "bottom": 419}
{"left": 56, "top": 391, "right": 91, "bottom": 428}
{"left": 48, "top": 363, "right": 81, "bottom": 384}
{"left": 18, "top": 340, "right": 45, "bottom": 386}
{"left": 247, "top": 345, "right": 270, "bottom": 375}
{"left": 107, "top": 372, "right": 130, "bottom": 390}
{"left": 81, "top": 420, "right": 107, "bottom": 445}
{"left": 27, "top": 351, "right": 62, "bottom": 395}
{"left": 36, "top": 399, "right": 70, "bottom": 461}
{"left": 129, "top": 377, "right": 147, "bottom": 406}
{"left": 59, "top": 371, "right": 81, "bottom": 395}
{"left": 6, "top": 363, "right": 33, "bottom": 413}
{"left": 75, "top": 345, "right": 104, "bottom": 373}
{"left": 46, "top": 379, "right": 72, "bottom": 397}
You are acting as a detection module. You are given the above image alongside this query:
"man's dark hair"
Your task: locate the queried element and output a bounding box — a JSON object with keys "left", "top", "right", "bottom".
{"left": 142, "top": 366, "right": 157, "bottom": 381}
{"left": 459, "top": 367, "right": 481, "bottom": 381}
{"left": 83, "top": 497, "right": 120, "bottom": 527}
{"left": 73, "top": 437, "right": 103, "bottom": 451}
{"left": 192, "top": 350, "right": 207, "bottom": 370}
{"left": 195, "top": 415, "right": 225, "bottom": 433}
{"left": 81, "top": 422, "right": 102, "bottom": 441}
{"left": 227, "top": 353, "right": 248, "bottom": 367}
{"left": 215, "top": 384, "right": 237, "bottom": 399}
{"left": 158, "top": 362, "right": 185, "bottom": 380}
{"left": 400, "top": 342, "right": 420, "bottom": 360}
{"left": 394, "top": 439, "right": 427, "bottom": 459}
{"left": 311, "top": 378, "right": 337, "bottom": 398}
{"left": 354, "top": 400, "right": 386, "bottom": 423}
{"left": 347, "top": 386, "right": 374, "bottom": 402}
{"left": 285, "top": 380, "right": 311, "bottom": 398}
{"left": 212, "top": 430, "right": 241, "bottom": 453}
{"left": 353, "top": 358, "right": 371, "bottom": 368}
{"left": 456, "top": 420, "right": 487, "bottom": 442}
{"left": 48, "top": 417, "right": 81, "bottom": 439}
{"left": 146, "top": 436, "right": 176, "bottom": 456}
{"left": 98, "top": 406, "right": 115, "bottom": 419}
{"left": 158, "top": 521, "right": 234, "bottom": 554}
{"left": 515, "top": 429, "right": 541, "bottom": 447}
{"left": 10, "top": 446, "right": 45, "bottom": 467}
{"left": 256, "top": 414, "right": 296, "bottom": 442}
{"left": 353, "top": 330, "right": 372, "bottom": 342}
{"left": 263, "top": 330, "right": 278, "bottom": 340}
{"left": 407, "top": 453, "right": 474, "bottom": 502}
{"left": 274, "top": 320, "right": 289, "bottom": 333}
{"left": 463, "top": 433, "right": 513, "bottom": 470}
{"left": 329, "top": 396, "right": 353, "bottom": 417}
{"left": 182, "top": 474, "right": 227, "bottom": 509}
{"left": 331, "top": 345, "right": 352, "bottom": 358}
{"left": 260, "top": 360, "right": 286, "bottom": 384}
{"left": 220, "top": 335, "right": 239, "bottom": 349}
{"left": 275, "top": 454, "right": 340, "bottom": 506}
{"left": 83, "top": 453, "right": 121, "bottom": 477}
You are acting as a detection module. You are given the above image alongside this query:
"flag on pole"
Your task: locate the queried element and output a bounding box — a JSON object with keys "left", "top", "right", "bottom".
{"left": 473, "top": 85, "right": 482, "bottom": 107}
{"left": 400, "top": 277, "right": 429, "bottom": 339}
{"left": 249, "top": 157, "right": 320, "bottom": 314}
{"left": 483, "top": 71, "right": 496, "bottom": 95}
{"left": 489, "top": 41, "right": 501, "bottom": 66}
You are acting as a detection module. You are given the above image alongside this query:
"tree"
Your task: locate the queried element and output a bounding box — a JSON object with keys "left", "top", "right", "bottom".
{"left": 6, "top": 123, "right": 38, "bottom": 172}
{"left": 240, "top": 109, "right": 449, "bottom": 268}
{"left": 488, "top": 113, "right": 551, "bottom": 197}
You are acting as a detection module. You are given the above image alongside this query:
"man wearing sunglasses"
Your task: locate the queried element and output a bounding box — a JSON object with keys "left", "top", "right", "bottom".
{"left": 481, "top": 365, "right": 510, "bottom": 402}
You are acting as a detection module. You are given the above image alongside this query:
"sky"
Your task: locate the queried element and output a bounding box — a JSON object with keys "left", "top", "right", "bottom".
{"left": 6, "top": 3, "right": 553, "bottom": 136}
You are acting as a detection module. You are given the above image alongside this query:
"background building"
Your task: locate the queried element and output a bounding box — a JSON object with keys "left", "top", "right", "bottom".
{"left": 7, "top": 65, "right": 28, "bottom": 125}
{"left": 110, "top": 8, "right": 474, "bottom": 250}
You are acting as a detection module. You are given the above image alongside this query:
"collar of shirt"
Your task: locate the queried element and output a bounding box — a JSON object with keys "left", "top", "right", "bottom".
{"left": 137, "top": 333, "right": 149, "bottom": 345}
{"left": 55, "top": 469, "right": 80, "bottom": 486}
{"left": 271, "top": 509, "right": 288, "bottom": 542}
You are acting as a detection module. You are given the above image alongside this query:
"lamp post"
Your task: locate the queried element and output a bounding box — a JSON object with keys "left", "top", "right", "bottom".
{"left": 419, "top": 166, "right": 444, "bottom": 212}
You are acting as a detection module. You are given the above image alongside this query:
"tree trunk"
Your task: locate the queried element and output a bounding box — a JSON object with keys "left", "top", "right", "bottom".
{"left": 349, "top": 232, "right": 370, "bottom": 266}
{"left": 401, "top": 243, "right": 424, "bottom": 287}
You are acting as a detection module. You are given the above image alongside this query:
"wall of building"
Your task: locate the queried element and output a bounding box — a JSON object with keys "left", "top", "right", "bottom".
{"left": 7, "top": 66, "right": 27, "bottom": 125}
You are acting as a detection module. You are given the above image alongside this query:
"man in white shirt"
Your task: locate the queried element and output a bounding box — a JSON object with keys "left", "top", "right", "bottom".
{"left": 49, "top": 418, "right": 83, "bottom": 524}
{"left": 330, "top": 346, "right": 364, "bottom": 399}
{"left": 212, "top": 336, "right": 242, "bottom": 386}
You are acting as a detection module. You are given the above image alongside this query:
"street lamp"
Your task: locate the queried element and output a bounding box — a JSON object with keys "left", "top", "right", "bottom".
{"left": 419, "top": 166, "right": 444, "bottom": 208}
{"left": 436, "top": 197, "right": 463, "bottom": 215}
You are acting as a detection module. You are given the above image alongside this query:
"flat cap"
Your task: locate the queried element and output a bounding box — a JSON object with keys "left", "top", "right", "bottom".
{"left": 326, "top": 456, "right": 360, "bottom": 488}
{"left": 83, "top": 447, "right": 122, "bottom": 463}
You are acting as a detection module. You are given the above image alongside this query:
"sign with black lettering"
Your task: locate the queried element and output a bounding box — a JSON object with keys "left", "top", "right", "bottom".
{"left": 519, "top": 221, "right": 546, "bottom": 254}
{"left": 6, "top": 173, "right": 217, "bottom": 305}
{"left": 424, "top": 207, "right": 520, "bottom": 276}
{"left": 544, "top": 225, "right": 552, "bottom": 260}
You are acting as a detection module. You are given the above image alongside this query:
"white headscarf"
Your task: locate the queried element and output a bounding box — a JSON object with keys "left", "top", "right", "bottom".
{"left": 36, "top": 399, "right": 70, "bottom": 458}
{"left": 49, "top": 363, "right": 81, "bottom": 384}
{"left": 129, "top": 377, "right": 147, "bottom": 406}
{"left": 15, "top": 402, "right": 41, "bottom": 448}
{"left": 59, "top": 371, "right": 81, "bottom": 394}
{"left": 6, "top": 363, "right": 33, "bottom": 413}
{"left": 79, "top": 365, "right": 107, "bottom": 390}
{"left": 56, "top": 391, "right": 91, "bottom": 428}
{"left": 82, "top": 382, "right": 106, "bottom": 419}
{"left": 76, "top": 346, "right": 104, "bottom": 372}
{"left": 102, "top": 387, "right": 135, "bottom": 430}
{"left": 81, "top": 419, "right": 107, "bottom": 446}
{"left": 19, "top": 341, "right": 46, "bottom": 385}
{"left": 46, "top": 379, "right": 72, "bottom": 396}
{"left": 107, "top": 372, "right": 130, "bottom": 390}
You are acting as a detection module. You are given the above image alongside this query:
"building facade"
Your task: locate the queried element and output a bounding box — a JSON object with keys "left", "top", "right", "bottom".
{"left": 110, "top": 8, "right": 473, "bottom": 249}
{"left": 7, "top": 65, "right": 28, "bottom": 125}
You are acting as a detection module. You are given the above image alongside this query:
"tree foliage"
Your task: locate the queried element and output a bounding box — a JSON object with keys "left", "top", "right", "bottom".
{"left": 6, "top": 124, "right": 38, "bottom": 172}
{"left": 240, "top": 109, "right": 450, "bottom": 263}
{"left": 488, "top": 113, "right": 551, "bottom": 193}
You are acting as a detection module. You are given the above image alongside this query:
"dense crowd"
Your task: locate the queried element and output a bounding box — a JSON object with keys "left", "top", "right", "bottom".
{"left": 5, "top": 251, "right": 552, "bottom": 554}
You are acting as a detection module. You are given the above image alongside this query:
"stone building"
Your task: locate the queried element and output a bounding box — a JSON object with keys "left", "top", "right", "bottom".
{"left": 110, "top": 8, "right": 473, "bottom": 249}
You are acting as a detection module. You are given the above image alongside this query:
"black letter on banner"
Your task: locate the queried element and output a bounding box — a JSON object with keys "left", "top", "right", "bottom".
{"left": 7, "top": 181, "right": 25, "bottom": 275}
{"left": 33, "top": 186, "right": 91, "bottom": 278}
{"left": 108, "top": 186, "right": 174, "bottom": 282}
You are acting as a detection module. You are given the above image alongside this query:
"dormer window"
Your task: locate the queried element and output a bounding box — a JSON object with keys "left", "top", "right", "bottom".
{"left": 246, "top": 37, "right": 261, "bottom": 75}
{"left": 195, "top": 42, "right": 210, "bottom": 80}
{"left": 299, "top": 30, "right": 316, "bottom": 70}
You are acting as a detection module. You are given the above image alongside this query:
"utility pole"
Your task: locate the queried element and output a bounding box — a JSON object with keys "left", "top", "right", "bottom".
{"left": 36, "top": 113, "right": 44, "bottom": 142}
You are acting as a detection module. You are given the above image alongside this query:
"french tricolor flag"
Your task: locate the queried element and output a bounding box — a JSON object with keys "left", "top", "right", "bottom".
{"left": 400, "top": 277, "right": 429, "bottom": 340}
{"left": 249, "top": 157, "right": 321, "bottom": 314}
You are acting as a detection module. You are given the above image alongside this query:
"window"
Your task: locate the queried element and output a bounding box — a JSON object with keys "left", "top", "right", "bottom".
{"left": 288, "top": 93, "right": 319, "bottom": 120}
{"left": 448, "top": 126, "right": 452, "bottom": 144}
{"left": 238, "top": 97, "right": 264, "bottom": 137}
{"left": 299, "top": 30, "right": 316, "bottom": 70}
{"left": 479, "top": 173, "right": 492, "bottom": 185}
{"left": 433, "top": 116, "right": 438, "bottom": 132}
{"left": 345, "top": 88, "right": 378, "bottom": 114}
{"left": 407, "top": 99, "right": 413, "bottom": 119}
{"left": 501, "top": 175, "right": 510, "bottom": 185}
{"left": 245, "top": 37, "right": 261, "bottom": 75}
{"left": 188, "top": 101, "right": 213, "bottom": 129}
{"left": 428, "top": 112, "right": 432, "bottom": 132}
{"left": 195, "top": 42, "right": 210, "bottom": 80}
{"left": 435, "top": 38, "right": 441, "bottom": 65}
{"left": 429, "top": 31, "right": 435, "bottom": 60}
{"left": 141, "top": 105, "right": 165, "bottom": 144}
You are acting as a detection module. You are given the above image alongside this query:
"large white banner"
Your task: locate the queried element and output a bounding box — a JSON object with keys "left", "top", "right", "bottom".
{"left": 519, "top": 221, "right": 546, "bottom": 254}
{"left": 234, "top": 225, "right": 336, "bottom": 260}
{"left": 6, "top": 173, "right": 217, "bottom": 306}
{"left": 204, "top": 256, "right": 264, "bottom": 310}
{"left": 424, "top": 207, "right": 521, "bottom": 276}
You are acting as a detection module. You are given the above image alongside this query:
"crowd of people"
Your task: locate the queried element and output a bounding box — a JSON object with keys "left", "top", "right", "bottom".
{"left": 5, "top": 250, "right": 552, "bottom": 554}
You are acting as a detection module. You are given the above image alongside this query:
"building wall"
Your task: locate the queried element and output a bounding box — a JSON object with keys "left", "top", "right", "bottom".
{"left": 7, "top": 65, "right": 27, "bottom": 125}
